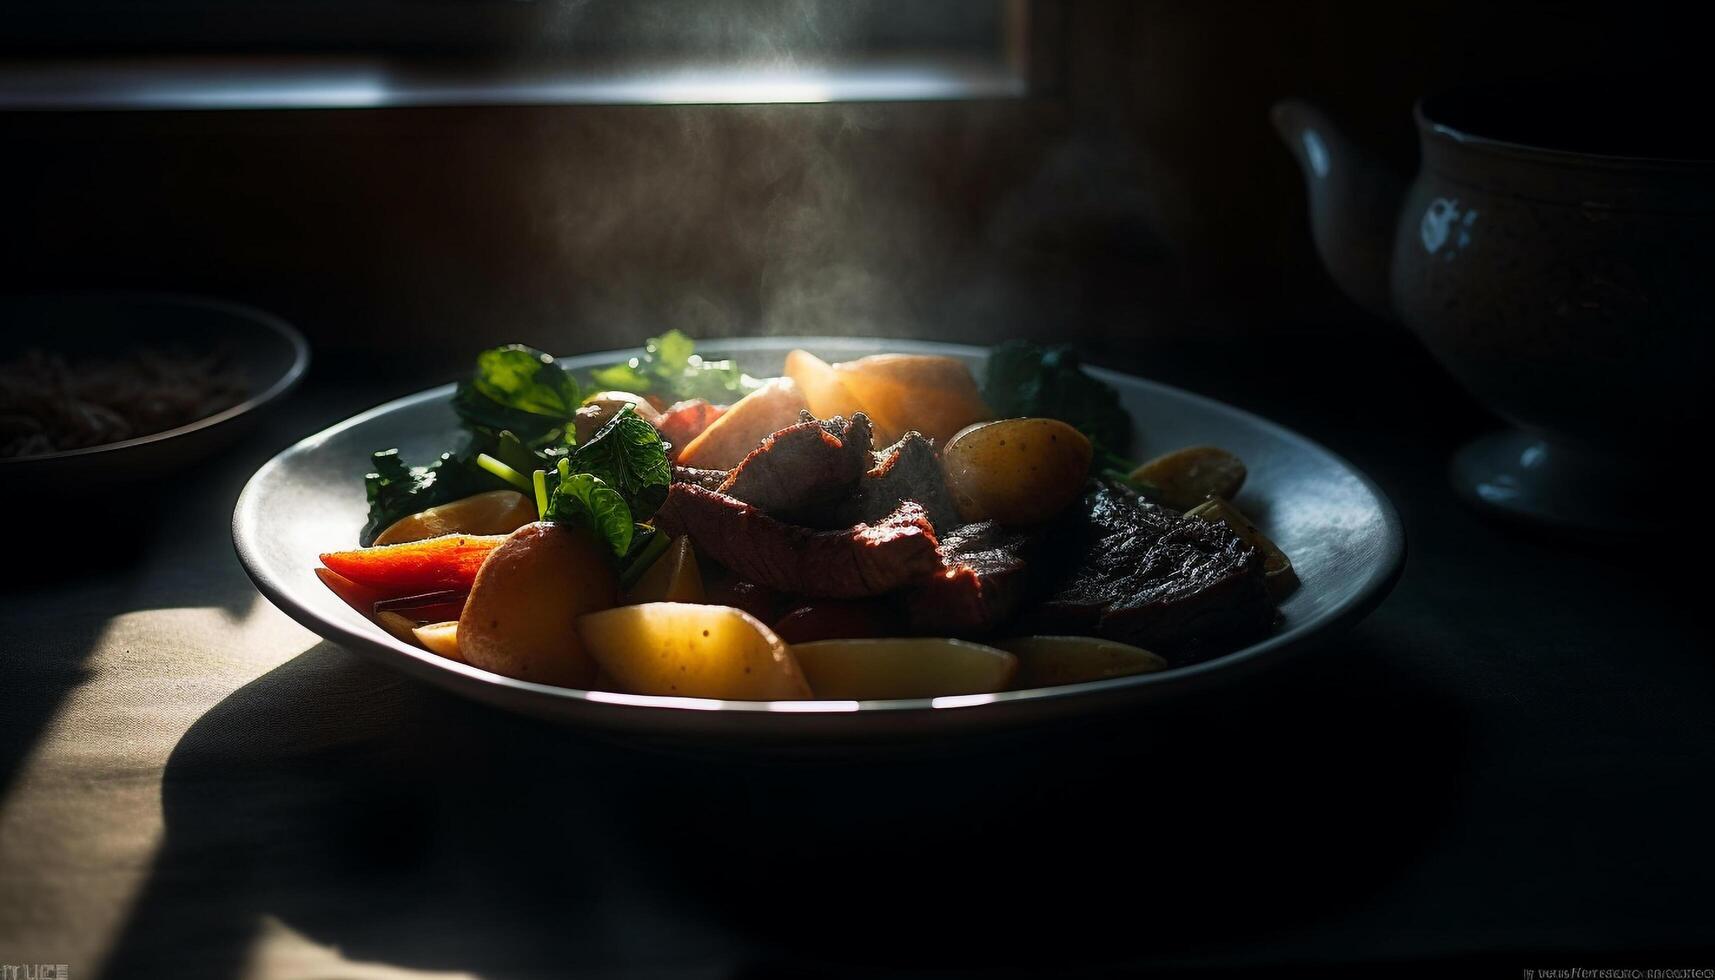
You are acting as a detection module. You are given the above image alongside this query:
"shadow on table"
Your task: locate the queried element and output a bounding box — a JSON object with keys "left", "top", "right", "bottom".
{"left": 0, "top": 478, "right": 262, "bottom": 799}
{"left": 102, "top": 628, "right": 1469, "bottom": 976}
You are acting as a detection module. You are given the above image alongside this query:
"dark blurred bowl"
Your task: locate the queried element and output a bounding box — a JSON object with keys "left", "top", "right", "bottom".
{"left": 1, "top": 292, "right": 309, "bottom": 488}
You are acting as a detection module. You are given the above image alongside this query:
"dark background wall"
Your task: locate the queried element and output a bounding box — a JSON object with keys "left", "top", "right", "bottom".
{"left": 0, "top": 1, "right": 1701, "bottom": 370}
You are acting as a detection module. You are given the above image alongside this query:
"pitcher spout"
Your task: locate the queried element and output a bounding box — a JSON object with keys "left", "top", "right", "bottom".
{"left": 1271, "top": 99, "right": 1406, "bottom": 321}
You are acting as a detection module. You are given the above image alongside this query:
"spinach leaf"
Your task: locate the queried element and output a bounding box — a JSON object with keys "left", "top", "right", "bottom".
{"left": 589, "top": 329, "right": 758, "bottom": 403}
{"left": 566, "top": 405, "right": 672, "bottom": 519}
{"left": 984, "top": 341, "right": 1135, "bottom": 471}
{"left": 359, "top": 448, "right": 502, "bottom": 546}
{"left": 453, "top": 345, "right": 580, "bottom": 449}
{"left": 544, "top": 472, "right": 634, "bottom": 557}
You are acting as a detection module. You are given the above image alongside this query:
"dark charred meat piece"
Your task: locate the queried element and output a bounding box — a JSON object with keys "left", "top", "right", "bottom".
{"left": 774, "top": 600, "right": 897, "bottom": 644}
{"left": 672, "top": 465, "right": 730, "bottom": 491}
{"left": 831, "top": 431, "right": 961, "bottom": 534}
{"left": 1026, "top": 483, "right": 1272, "bottom": 659}
{"left": 907, "top": 521, "right": 1036, "bottom": 636}
{"left": 655, "top": 483, "right": 941, "bottom": 598}
{"left": 717, "top": 412, "right": 873, "bottom": 516}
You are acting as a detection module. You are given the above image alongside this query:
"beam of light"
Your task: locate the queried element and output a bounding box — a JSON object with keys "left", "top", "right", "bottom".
{"left": 0, "top": 57, "right": 1025, "bottom": 111}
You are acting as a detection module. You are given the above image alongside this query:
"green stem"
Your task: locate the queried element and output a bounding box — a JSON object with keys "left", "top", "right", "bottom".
{"left": 476, "top": 453, "right": 532, "bottom": 493}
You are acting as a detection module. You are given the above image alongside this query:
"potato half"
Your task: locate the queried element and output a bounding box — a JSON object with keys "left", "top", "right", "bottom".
{"left": 943, "top": 418, "right": 1092, "bottom": 525}
{"left": 625, "top": 535, "right": 705, "bottom": 605}
{"left": 577, "top": 603, "right": 812, "bottom": 700}
{"left": 1129, "top": 446, "right": 1246, "bottom": 511}
{"left": 995, "top": 635, "right": 1166, "bottom": 689}
{"left": 373, "top": 489, "right": 537, "bottom": 546}
{"left": 457, "top": 522, "right": 617, "bottom": 688}
{"left": 790, "top": 638, "right": 1017, "bottom": 700}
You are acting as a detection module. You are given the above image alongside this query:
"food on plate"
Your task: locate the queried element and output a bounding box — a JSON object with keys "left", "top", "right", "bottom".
{"left": 941, "top": 417, "right": 1093, "bottom": 525}
{"left": 0, "top": 345, "right": 248, "bottom": 457}
{"left": 996, "top": 635, "right": 1167, "bottom": 688}
{"left": 314, "top": 333, "right": 1296, "bottom": 703}
{"left": 372, "top": 489, "right": 536, "bottom": 546}
{"left": 1128, "top": 445, "right": 1247, "bottom": 512}
{"left": 457, "top": 522, "right": 616, "bottom": 688}
{"left": 784, "top": 349, "right": 867, "bottom": 424}
{"left": 625, "top": 535, "right": 705, "bottom": 604}
{"left": 675, "top": 376, "right": 808, "bottom": 469}
{"left": 574, "top": 390, "right": 662, "bottom": 444}
{"left": 577, "top": 603, "right": 812, "bottom": 700}
{"left": 1185, "top": 496, "right": 1299, "bottom": 600}
{"left": 790, "top": 638, "right": 1017, "bottom": 700}
{"left": 320, "top": 532, "right": 507, "bottom": 596}
{"left": 411, "top": 621, "right": 462, "bottom": 661}
{"left": 831, "top": 353, "right": 990, "bottom": 446}
{"left": 1027, "top": 482, "right": 1273, "bottom": 652}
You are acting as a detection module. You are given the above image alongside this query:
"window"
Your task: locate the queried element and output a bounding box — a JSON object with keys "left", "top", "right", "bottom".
{"left": 0, "top": 0, "right": 1032, "bottom": 109}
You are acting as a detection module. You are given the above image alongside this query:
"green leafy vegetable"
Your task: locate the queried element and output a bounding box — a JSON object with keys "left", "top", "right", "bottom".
{"left": 588, "top": 329, "right": 759, "bottom": 403}
{"left": 984, "top": 341, "right": 1135, "bottom": 473}
{"left": 359, "top": 448, "right": 504, "bottom": 546}
{"left": 453, "top": 345, "right": 581, "bottom": 450}
{"left": 566, "top": 405, "right": 672, "bottom": 519}
{"left": 544, "top": 472, "right": 634, "bottom": 557}
{"left": 617, "top": 526, "right": 669, "bottom": 590}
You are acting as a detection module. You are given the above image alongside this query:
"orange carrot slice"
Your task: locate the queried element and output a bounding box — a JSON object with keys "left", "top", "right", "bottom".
{"left": 319, "top": 532, "right": 508, "bottom": 597}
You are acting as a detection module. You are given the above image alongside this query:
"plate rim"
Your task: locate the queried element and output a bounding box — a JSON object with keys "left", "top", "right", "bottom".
{"left": 233, "top": 336, "right": 1406, "bottom": 719}
{"left": 0, "top": 290, "right": 312, "bottom": 466}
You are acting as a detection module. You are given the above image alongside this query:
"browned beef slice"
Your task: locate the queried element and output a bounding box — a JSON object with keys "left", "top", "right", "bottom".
{"left": 655, "top": 483, "right": 942, "bottom": 598}
{"left": 831, "top": 431, "right": 960, "bottom": 533}
{"left": 907, "top": 521, "right": 1036, "bottom": 636}
{"left": 717, "top": 412, "right": 873, "bottom": 515}
{"left": 672, "top": 465, "right": 730, "bottom": 491}
{"left": 1026, "top": 483, "right": 1272, "bottom": 658}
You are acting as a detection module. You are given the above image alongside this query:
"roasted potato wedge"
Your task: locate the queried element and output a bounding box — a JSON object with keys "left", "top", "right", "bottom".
{"left": 996, "top": 635, "right": 1166, "bottom": 688}
{"left": 942, "top": 418, "right": 1092, "bottom": 525}
{"left": 625, "top": 535, "right": 705, "bottom": 604}
{"left": 676, "top": 377, "right": 808, "bottom": 469}
{"left": 1185, "top": 496, "right": 1299, "bottom": 600}
{"left": 1128, "top": 446, "right": 1246, "bottom": 511}
{"left": 790, "top": 638, "right": 1017, "bottom": 700}
{"left": 412, "top": 620, "right": 462, "bottom": 661}
{"left": 457, "top": 522, "right": 617, "bottom": 687}
{"left": 373, "top": 489, "right": 537, "bottom": 546}
{"left": 785, "top": 349, "right": 871, "bottom": 428}
{"left": 831, "top": 353, "right": 990, "bottom": 446}
{"left": 577, "top": 603, "right": 811, "bottom": 700}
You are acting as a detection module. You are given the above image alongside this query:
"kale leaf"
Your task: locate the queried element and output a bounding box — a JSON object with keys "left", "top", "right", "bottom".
{"left": 566, "top": 405, "right": 672, "bottom": 520}
{"left": 983, "top": 341, "right": 1135, "bottom": 472}
{"left": 588, "top": 329, "right": 758, "bottom": 403}
{"left": 452, "top": 345, "right": 580, "bottom": 450}
{"left": 359, "top": 448, "right": 503, "bottom": 546}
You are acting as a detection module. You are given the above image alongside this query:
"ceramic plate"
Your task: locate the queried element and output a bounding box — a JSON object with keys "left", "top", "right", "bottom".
{"left": 2, "top": 292, "right": 309, "bottom": 486}
{"left": 233, "top": 338, "right": 1403, "bottom": 741}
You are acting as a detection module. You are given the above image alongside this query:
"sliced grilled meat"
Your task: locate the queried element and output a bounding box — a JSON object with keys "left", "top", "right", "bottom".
{"left": 831, "top": 430, "right": 961, "bottom": 534}
{"left": 655, "top": 483, "right": 941, "bottom": 598}
{"left": 672, "top": 464, "right": 731, "bottom": 491}
{"left": 1026, "top": 483, "right": 1272, "bottom": 659}
{"left": 717, "top": 412, "right": 873, "bottom": 516}
{"left": 907, "top": 520, "right": 1036, "bottom": 636}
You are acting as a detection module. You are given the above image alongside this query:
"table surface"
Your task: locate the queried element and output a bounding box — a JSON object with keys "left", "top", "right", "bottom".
{"left": 2, "top": 330, "right": 1710, "bottom": 979}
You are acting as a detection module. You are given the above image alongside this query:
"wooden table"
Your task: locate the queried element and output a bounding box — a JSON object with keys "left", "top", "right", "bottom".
{"left": 3, "top": 333, "right": 1710, "bottom": 977}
